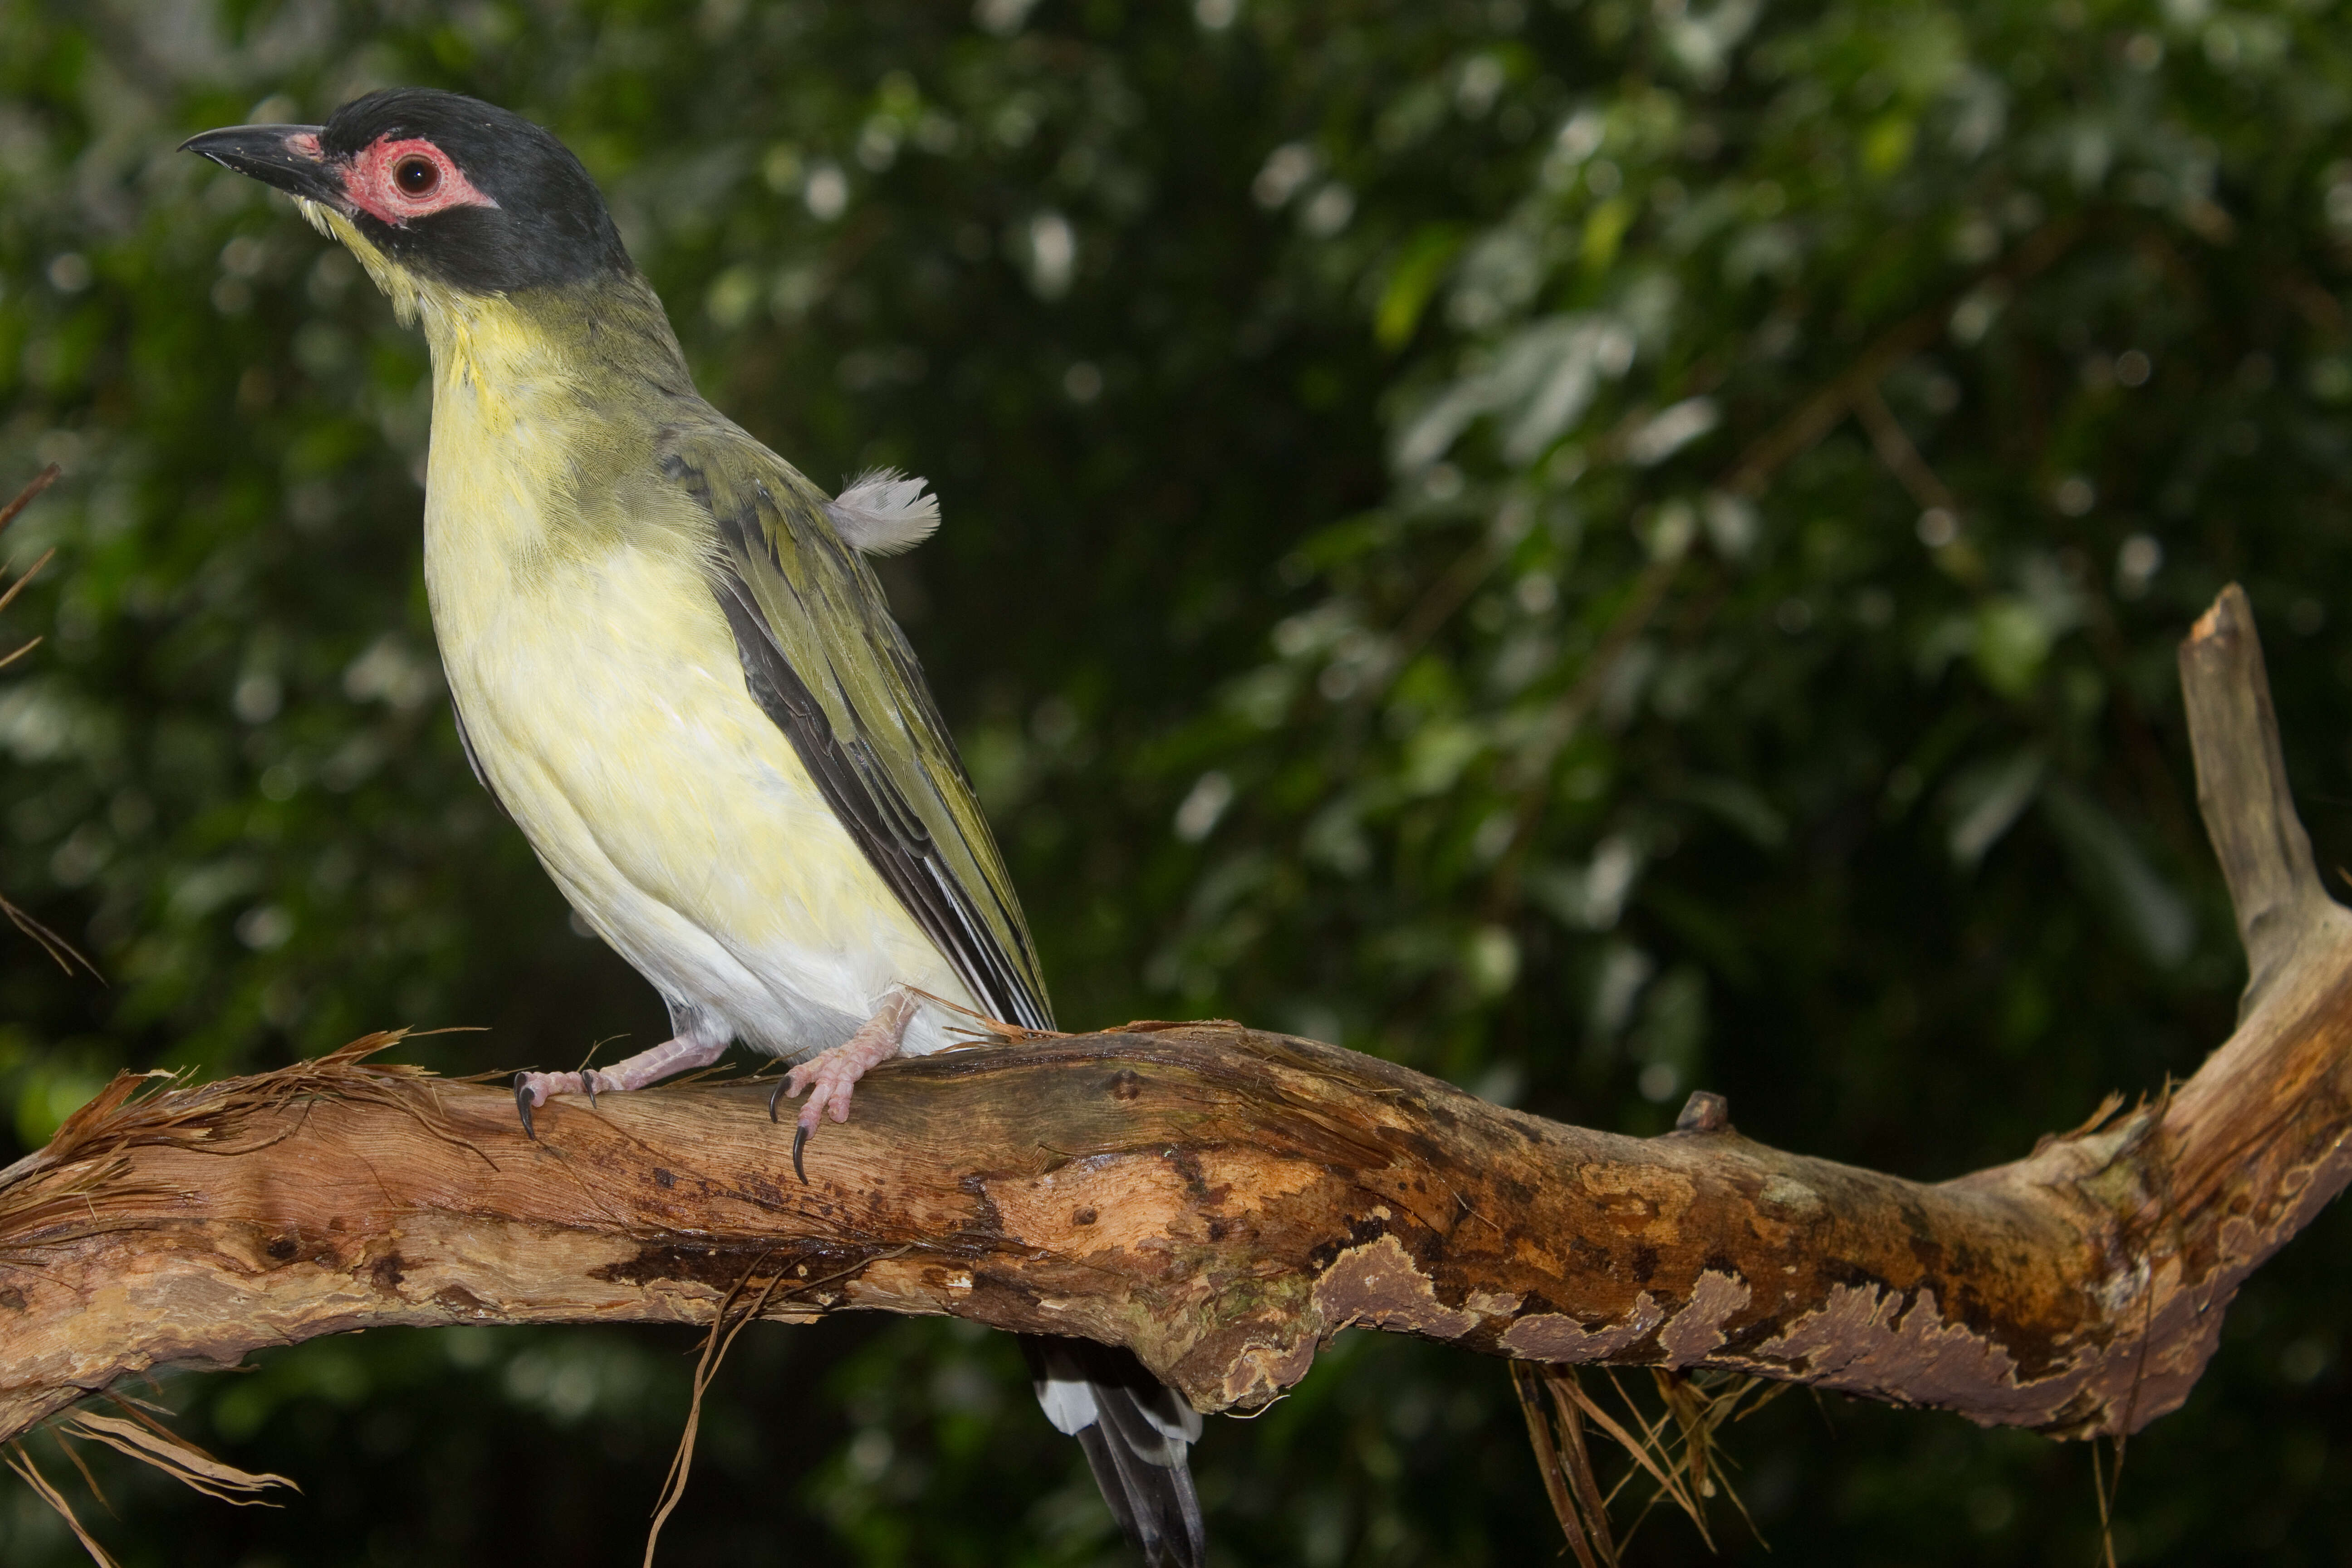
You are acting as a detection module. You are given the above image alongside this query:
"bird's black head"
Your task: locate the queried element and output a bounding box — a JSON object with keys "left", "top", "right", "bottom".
{"left": 182, "top": 88, "right": 630, "bottom": 294}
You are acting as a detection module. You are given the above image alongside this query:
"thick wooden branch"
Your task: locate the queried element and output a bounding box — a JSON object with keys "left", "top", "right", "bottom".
{"left": 5, "top": 586, "right": 2351, "bottom": 1451}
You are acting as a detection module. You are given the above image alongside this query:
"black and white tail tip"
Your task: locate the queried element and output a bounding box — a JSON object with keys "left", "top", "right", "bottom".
{"left": 1021, "top": 1334, "right": 1206, "bottom": 1568}
{"left": 825, "top": 468, "right": 941, "bottom": 557}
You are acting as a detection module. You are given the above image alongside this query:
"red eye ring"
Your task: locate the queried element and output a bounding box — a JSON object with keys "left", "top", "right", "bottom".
{"left": 345, "top": 137, "right": 498, "bottom": 225}
{"left": 393, "top": 156, "right": 439, "bottom": 196}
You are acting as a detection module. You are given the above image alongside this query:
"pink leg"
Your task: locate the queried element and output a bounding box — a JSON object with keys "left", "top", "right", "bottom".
{"left": 513, "top": 1034, "right": 729, "bottom": 1138}
{"left": 776, "top": 989, "right": 919, "bottom": 1180}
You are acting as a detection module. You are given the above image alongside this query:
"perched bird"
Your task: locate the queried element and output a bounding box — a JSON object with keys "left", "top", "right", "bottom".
{"left": 184, "top": 89, "right": 1205, "bottom": 1567}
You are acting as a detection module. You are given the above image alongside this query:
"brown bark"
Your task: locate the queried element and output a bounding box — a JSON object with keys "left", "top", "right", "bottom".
{"left": 3, "top": 585, "right": 2348, "bottom": 1451}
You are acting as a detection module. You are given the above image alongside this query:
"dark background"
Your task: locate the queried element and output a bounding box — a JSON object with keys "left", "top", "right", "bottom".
{"left": 4, "top": 0, "right": 2351, "bottom": 1561}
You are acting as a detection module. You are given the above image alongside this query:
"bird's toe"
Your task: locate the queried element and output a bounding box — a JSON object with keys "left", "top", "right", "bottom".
{"left": 512, "top": 1070, "right": 594, "bottom": 1137}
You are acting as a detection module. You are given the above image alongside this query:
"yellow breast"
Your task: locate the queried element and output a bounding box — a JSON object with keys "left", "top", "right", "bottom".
{"left": 410, "top": 294, "right": 968, "bottom": 1050}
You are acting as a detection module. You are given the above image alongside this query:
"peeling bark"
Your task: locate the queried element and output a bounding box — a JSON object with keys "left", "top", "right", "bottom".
{"left": 2, "top": 585, "right": 2347, "bottom": 1451}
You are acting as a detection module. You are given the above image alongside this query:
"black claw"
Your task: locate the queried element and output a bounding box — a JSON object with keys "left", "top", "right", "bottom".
{"left": 513, "top": 1075, "right": 538, "bottom": 1141}
{"left": 792, "top": 1122, "right": 810, "bottom": 1185}
{"left": 769, "top": 1078, "right": 789, "bottom": 1122}
{"left": 582, "top": 1071, "right": 598, "bottom": 1110}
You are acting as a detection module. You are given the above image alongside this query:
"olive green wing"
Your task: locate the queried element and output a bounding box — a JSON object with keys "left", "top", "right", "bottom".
{"left": 659, "top": 421, "right": 1054, "bottom": 1033}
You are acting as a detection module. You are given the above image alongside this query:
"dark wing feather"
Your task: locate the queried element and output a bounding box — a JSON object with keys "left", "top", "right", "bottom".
{"left": 660, "top": 422, "right": 1053, "bottom": 1032}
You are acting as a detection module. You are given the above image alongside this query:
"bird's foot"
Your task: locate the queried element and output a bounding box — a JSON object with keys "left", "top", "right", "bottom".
{"left": 510, "top": 1032, "right": 732, "bottom": 1138}
{"left": 773, "top": 990, "right": 920, "bottom": 1181}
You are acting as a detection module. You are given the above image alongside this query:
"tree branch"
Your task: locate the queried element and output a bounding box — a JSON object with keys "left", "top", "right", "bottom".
{"left": 4, "top": 587, "right": 2348, "bottom": 1455}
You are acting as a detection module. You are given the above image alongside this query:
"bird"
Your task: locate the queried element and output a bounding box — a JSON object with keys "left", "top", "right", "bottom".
{"left": 183, "top": 88, "right": 1205, "bottom": 1568}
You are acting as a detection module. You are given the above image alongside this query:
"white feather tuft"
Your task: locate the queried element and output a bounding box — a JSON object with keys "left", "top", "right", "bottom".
{"left": 1034, "top": 1373, "right": 1101, "bottom": 1437}
{"left": 825, "top": 468, "right": 941, "bottom": 557}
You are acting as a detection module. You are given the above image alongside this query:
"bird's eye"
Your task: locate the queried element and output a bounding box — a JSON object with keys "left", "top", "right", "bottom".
{"left": 394, "top": 156, "right": 439, "bottom": 197}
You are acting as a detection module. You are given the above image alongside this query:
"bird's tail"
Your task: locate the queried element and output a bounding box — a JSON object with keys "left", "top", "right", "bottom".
{"left": 1020, "top": 1333, "right": 1205, "bottom": 1568}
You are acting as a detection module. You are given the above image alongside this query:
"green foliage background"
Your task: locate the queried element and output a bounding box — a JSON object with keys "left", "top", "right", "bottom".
{"left": 5, "top": 0, "right": 2352, "bottom": 1561}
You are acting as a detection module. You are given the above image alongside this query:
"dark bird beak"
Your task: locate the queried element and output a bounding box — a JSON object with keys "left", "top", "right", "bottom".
{"left": 180, "top": 123, "right": 343, "bottom": 206}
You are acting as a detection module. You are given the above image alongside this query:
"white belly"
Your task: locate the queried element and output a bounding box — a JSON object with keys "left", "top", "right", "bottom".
{"left": 418, "top": 381, "right": 971, "bottom": 1059}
